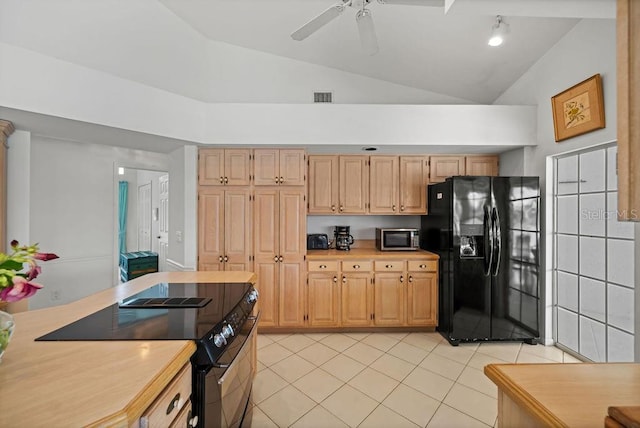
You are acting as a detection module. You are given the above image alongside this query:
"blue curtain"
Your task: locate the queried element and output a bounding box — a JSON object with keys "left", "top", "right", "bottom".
{"left": 118, "top": 181, "right": 128, "bottom": 254}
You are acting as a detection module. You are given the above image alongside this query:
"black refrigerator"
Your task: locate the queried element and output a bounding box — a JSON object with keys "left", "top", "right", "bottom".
{"left": 420, "top": 176, "right": 540, "bottom": 346}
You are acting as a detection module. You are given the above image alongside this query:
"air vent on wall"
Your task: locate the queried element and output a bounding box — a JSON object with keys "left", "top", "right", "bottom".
{"left": 314, "top": 92, "right": 333, "bottom": 103}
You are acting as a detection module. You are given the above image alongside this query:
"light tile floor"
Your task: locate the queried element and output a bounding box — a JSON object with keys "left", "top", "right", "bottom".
{"left": 251, "top": 332, "right": 582, "bottom": 428}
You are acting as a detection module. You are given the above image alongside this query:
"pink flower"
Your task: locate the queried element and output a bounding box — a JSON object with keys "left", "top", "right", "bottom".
{"left": 26, "top": 265, "right": 42, "bottom": 281}
{"left": 0, "top": 276, "right": 43, "bottom": 302}
{"left": 33, "top": 252, "right": 59, "bottom": 261}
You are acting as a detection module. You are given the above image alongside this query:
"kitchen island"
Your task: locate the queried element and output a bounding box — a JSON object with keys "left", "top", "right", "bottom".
{"left": 484, "top": 362, "right": 640, "bottom": 427}
{"left": 0, "top": 271, "right": 256, "bottom": 427}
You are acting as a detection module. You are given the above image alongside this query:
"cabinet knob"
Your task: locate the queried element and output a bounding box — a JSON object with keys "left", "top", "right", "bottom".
{"left": 400, "top": 275, "right": 404, "bottom": 283}
{"left": 339, "top": 205, "right": 344, "bottom": 212}
{"left": 188, "top": 413, "right": 198, "bottom": 428}
{"left": 166, "top": 393, "right": 181, "bottom": 415}
{"left": 275, "top": 176, "right": 279, "bottom": 184}
{"left": 224, "top": 177, "right": 229, "bottom": 184}
{"left": 333, "top": 276, "right": 338, "bottom": 283}
{"left": 219, "top": 255, "right": 223, "bottom": 262}
{"left": 392, "top": 204, "right": 396, "bottom": 211}
{"left": 331, "top": 205, "right": 336, "bottom": 212}
{"left": 279, "top": 256, "right": 283, "bottom": 262}
{"left": 400, "top": 205, "right": 405, "bottom": 211}
{"left": 385, "top": 264, "right": 392, "bottom": 269}
{"left": 353, "top": 264, "right": 360, "bottom": 269}
{"left": 279, "top": 176, "right": 284, "bottom": 184}
{"left": 342, "top": 276, "right": 347, "bottom": 283}
{"left": 319, "top": 264, "right": 327, "bottom": 269}
{"left": 419, "top": 264, "right": 427, "bottom": 269}
{"left": 409, "top": 275, "right": 413, "bottom": 282}
{"left": 224, "top": 255, "right": 228, "bottom": 262}
{"left": 274, "top": 256, "right": 279, "bottom": 262}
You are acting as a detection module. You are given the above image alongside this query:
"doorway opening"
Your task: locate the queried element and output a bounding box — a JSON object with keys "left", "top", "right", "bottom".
{"left": 117, "top": 167, "right": 169, "bottom": 281}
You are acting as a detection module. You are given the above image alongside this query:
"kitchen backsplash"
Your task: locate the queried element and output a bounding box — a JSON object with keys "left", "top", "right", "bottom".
{"left": 307, "top": 215, "right": 420, "bottom": 240}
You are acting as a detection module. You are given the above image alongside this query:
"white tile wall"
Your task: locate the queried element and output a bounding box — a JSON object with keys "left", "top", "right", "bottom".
{"left": 607, "top": 239, "right": 635, "bottom": 287}
{"left": 607, "top": 327, "right": 635, "bottom": 362}
{"left": 579, "top": 316, "right": 606, "bottom": 362}
{"left": 557, "top": 156, "right": 578, "bottom": 195}
{"left": 557, "top": 308, "right": 579, "bottom": 351}
{"left": 607, "top": 192, "right": 635, "bottom": 239}
{"left": 557, "top": 272, "right": 578, "bottom": 312}
{"left": 607, "top": 284, "right": 635, "bottom": 333}
{"left": 579, "top": 236, "right": 606, "bottom": 280}
{"left": 557, "top": 195, "right": 578, "bottom": 234}
{"left": 579, "top": 150, "right": 606, "bottom": 193}
{"left": 607, "top": 146, "right": 617, "bottom": 191}
{"left": 557, "top": 235, "right": 578, "bottom": 274}
{"left": 579, "top": 277, "right": 605, "bottom": 322}
{"left": 579, "top": 193, "right": 606, "bottom": 236}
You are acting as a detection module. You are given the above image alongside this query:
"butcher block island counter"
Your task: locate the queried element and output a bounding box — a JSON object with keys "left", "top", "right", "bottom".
{"left": 0, "top": 271, "right": 256, "bottom": 428}
{"left": 484, "top": 363, "right": 640, "bottom": 427}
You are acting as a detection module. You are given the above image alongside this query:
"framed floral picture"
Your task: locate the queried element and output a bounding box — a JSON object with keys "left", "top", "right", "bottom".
{"left": 551, "top": 74, "right": 605, "bottom": 142}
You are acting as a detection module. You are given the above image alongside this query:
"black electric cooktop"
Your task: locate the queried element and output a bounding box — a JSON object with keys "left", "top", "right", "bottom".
{"left": 36, "top": 282, "right": 253, "bottom": 341}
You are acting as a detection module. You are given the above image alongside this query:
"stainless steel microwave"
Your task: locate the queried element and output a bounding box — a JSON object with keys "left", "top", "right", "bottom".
{"left": 375, "top": 228, "right": 420, "bottom": 251}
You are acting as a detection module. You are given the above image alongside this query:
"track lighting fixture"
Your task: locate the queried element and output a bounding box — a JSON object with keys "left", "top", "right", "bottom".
{"left": 488, "top": 15, "right": 506, "bottom": 47}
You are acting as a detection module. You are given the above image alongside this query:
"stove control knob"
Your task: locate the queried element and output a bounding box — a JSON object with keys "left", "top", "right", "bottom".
{"left": 247, "top": 289, "right": 259, "bottom": 303}
{"left": 221, "top": 324, "right": 234, "bottom": 338}
{"left": 213, "top": 334, "right": 227, "bottom": 348}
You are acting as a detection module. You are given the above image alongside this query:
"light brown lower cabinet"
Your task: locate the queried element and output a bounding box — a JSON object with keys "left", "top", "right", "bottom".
{"left": 301, "top": 258, "right": 438, "bottom": 329}
{"left": 138, "top": 363, "right": 196, "bottom": 428}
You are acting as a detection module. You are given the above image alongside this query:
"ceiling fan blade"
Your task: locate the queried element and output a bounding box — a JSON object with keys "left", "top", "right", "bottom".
{"left": 356, "top": 9, "right": 379, "bottom": 56}
{"left": 377, "top": 0, "right": 444, "bottom": 6}
{"left": 291, "top": 3, "right": 346, "bottom": 41}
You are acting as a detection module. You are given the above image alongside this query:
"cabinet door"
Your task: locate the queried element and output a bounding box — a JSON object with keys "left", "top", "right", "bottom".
{"left": 280, "top": 149, "right": 306, "bottom": 186}
{"left": 373, "top": 273, "right": 405, "bottom": 325}
{"left": 308, "top": 155, "right": 339, "bottom": 214}
{"left": 253, "top": 149, "right": 279, "bottom": 186}
{"left": 341, "top": 273, "right": 373, "bottom": 326}
{"left": 465, "top": 155, "right": 499, "bottom": 177}
{"left": 369, "top": 156, "right": 399, "bottom": 214}
{"left": 224, "top": 189, "right": 252, "bottom": 270}
{"left": 339, "top": 156, "right": 369, "bottom": 214}
{"left": 406, "top": 271, "right": 437, "bottom": 326}
{"left": 255, "top": 260, "right": 278, "bottom": 327}
{"left": 278, "top": 261, "right": 306, "bottom": 327}
{"left": 279, "top": 189, "right": 306, "bottom": 261}
{"left": 429, "top": 156, "right": 465, "bottom": 183}
{"left": 199, "top": 148, "right": 225, "bottom": 186}
{"left": 308, "top": 272, "right": 340, "bottom": 327}
{"left": 198, "top": 188, "right": 224, "bottom": 270}
{"left": 400, "top": 156, "right": 429, "bottom": 214}
{"left": 224, "top": 149, "right": 251, "bottom": 186}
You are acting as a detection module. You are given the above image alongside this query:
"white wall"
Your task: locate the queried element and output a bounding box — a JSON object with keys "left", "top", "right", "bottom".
{"left": 7, "top": 133, "right": 170, "bottom": 309}
{"left": 493, "top": 19, "right": 640, "bottom": 358}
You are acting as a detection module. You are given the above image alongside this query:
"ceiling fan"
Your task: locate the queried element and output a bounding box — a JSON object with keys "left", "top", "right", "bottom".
{"left": 291, "top": 0, "right": 444, "bottom": 55}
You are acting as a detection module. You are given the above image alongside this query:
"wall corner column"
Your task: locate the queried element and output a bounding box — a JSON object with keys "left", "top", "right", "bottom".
{"left": 0, "top": 120, "right": 16, "bottom": 252}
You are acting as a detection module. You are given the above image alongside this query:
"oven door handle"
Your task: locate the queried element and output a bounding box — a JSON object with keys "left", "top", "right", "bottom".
{"left": 217, "top": 311, "right": 260, "bottom": 386}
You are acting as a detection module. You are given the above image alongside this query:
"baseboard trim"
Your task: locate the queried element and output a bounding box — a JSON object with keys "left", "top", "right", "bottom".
{"left": 166, "top": 259, "right": 196, "bottom": 272}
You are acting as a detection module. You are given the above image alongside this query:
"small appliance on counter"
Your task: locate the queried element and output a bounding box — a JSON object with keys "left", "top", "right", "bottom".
{"left": 307, "top": 233, "right": 329, "bottom": 250}
{"left": 376, "top": 228, "right": 420, "bottom": 251}
{"left": 334, "top": 226, "right": 354, "bottom": 251}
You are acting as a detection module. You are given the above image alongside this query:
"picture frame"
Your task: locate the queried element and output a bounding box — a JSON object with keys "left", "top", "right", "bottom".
{"left": 551, "top": 74, "right": 605, "bottom": 142}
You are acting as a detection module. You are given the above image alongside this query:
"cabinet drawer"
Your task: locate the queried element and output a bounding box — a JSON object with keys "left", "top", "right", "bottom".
{"left": 341, "top": 261, "right": 373, "bottom": 272}
{"left": 308, "top": 261, "right": 339, "bottom": 272}
{"left": 407, "top": 260, "right": 438, "bottom": 272}
{"left": 374, "top": 261, "right": 405, "bottom": 272}
{"left": 169, "top": 402, "right": 196, "bottom": 428}
{"left": 141, "top": 363, "right": 191, "bottom": 428}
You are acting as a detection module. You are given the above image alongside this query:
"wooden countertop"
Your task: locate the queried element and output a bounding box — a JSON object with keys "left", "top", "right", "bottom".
{"left": 307, "top": 248, "right": 439, "bottom": 260}
{"left": 0, "top": 271, "right": 256, "bottom": 428}
{"left": 484, "top": 363, "right": 640, "bottom": 427}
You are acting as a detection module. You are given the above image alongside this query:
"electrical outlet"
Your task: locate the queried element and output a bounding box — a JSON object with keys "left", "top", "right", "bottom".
{"left": 51, "top": 290, "right": 61, "bottom": 301}
{"left": 176, "top": 231, "right": 183, "bottom": 243}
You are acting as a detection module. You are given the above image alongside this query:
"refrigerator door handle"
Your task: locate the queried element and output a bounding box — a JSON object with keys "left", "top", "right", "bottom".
{"left": 483, "top": 205, "right": 493, "bottom": 276}
{"left": 491, "top": 207, "right": 502, "bottom": 276}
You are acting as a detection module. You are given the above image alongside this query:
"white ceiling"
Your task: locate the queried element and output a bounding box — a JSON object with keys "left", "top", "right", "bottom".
{"left": 158, "top": 0, "right": 612, "bottom": 103}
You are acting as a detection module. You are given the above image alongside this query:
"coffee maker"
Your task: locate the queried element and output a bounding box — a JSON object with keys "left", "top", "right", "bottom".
{"left": 334, "top": 226, "right": 354, "bottom": 251}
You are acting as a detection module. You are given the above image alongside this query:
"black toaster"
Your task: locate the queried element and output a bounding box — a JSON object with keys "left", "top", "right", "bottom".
{"left": 307, "top": 234, "right": 329, "bottom": 250}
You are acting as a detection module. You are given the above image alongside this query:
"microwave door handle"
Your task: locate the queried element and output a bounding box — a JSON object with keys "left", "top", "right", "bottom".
{"left": 483, "top": 205, "right": 493, "bottom": 276}
{"left": 491, "top": 207, "right": 501, "bottom": 276}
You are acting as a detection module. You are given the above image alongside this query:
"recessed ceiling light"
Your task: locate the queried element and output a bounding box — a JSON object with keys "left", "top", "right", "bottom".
{"left": 488, "top": 15, "right": 506, "bottom": 47}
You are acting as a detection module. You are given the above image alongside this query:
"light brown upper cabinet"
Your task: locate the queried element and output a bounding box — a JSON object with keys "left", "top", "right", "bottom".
{"left": 198, "top": 148, "right": 251, "bottom": 186}
{"left": 429, "top": 156, "right": 466, "bottom": 183}
{"left": 369, "top": 156, "right": 429, "bottom": 214}
{"left": 307, "top": 155, "right": 368, "bottom": 214}
{"left": 198, "top": 188, "right": 252, "bottom": 271}
{"left": 465, "top": 155, "right": 499, "bottom": 177}
{"left": 254, "top": 149, "right": 305, "bottom": 186}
